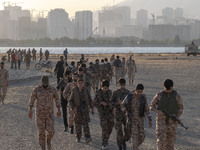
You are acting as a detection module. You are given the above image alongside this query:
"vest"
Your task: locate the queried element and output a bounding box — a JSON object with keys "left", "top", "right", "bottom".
{"left": 157, "top": 90, "right": 178, "bottom": 114}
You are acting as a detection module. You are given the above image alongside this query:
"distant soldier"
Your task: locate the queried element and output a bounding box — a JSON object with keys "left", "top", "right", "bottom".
{"left": 126, "top": 55, "right": 137, "bottom": 85}
{"left": 11, "top": 51, "right": 17, "bottom": 69}
{"left": 111, "top": 78, "right": 131, "bottom": 150}
{"left": 110, "top": 54, "right": 115, "bottom": 63}
{"left": 17, "top": 50, "right": 22, "bottom": 69}
{"left": 65, "top": 61, "right": 76, "bottom": 73}
{"left": 80, "top": 54, "right": 85, "bottom": 64}
{"left": 63, "top": 73, "right": 79, "bottom": 134}
{"left": 0, "top": 62, "right": 9, "bottom": 104}
{"left": 88, "top": 62, "right": 96, "bottom": 92}
{"left": 45, "top": 50, "right": 50, "bottom": 61}
{"left": 25, "top": 52, "right": 31, "bottom": 69}
{"left": 94, "top": 80, "right": 114, "bottom": 150}
{"left": 32, "top": 48, "right": 37, "bottom": 61}
{"left": 69, "top": 79, "right": 94, "bottom": 143}
{"left": 28, "top": 76, "right": 61, "bottom": 150}
{"left": 121, "top": 57, "right": 126, "bottom": 78}
{"left": 73, "top": 61, "right": 81, "bottom": 74}
{"left": 121, "top": 84, "right": 152, "bottom": 150}
{"left": 113, "top": 56, "right": 122, "bottom": 86}
{"left": 101, "top": 58, "right": 112, "bottom": 83}
{"left": 63, "top": 48, "right": 68, "bottom": 60}
{"left": 57, "top": 71, "right": 72, "bottom": 132}
{"left": 54, "top": 56, "right": 65, "bottom": 84}
{"left": 6, "top": 49, "right": 11, "bottom": 62}
{"left": 93, "top": 59, "right": 101, "bottom": 90}
{"left": 150, "top": 79, "right": 184, "bottom": 150}
{"left": 100, "top": 59, "right": 105, "bottom": 81}
{"left": 39, "top": 48, "right": 43, "bottom": 60}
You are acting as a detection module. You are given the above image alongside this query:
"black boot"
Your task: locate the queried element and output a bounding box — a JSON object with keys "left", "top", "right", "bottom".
{"left": 70, "top": 126, "right": 74, "bottom": 134}
{"left": 122, "top": 141, "right": 127, "bottom": 150}
{"left": 118, "top": 145, "right": 122, "bottom": 150}
{"left": 64, "top": 126, "right": 68, "bottom": 132}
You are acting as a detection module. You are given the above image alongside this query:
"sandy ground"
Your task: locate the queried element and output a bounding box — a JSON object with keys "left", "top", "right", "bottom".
{"left": 0, "top": 53, "right": 200, "bottom": 150}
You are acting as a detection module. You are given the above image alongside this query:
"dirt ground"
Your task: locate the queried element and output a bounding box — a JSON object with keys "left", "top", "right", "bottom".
{"left": 0, "top": 53, "right": 200, "bottom": 150}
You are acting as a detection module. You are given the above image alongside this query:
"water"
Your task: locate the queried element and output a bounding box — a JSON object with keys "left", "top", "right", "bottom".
{"left": 0, "top": 47, "right": 185, "bottom": 54}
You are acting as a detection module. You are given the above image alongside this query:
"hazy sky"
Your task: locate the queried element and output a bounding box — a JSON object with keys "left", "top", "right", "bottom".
{"left": 0, "top": 0, "right": 124, "bottom": 16}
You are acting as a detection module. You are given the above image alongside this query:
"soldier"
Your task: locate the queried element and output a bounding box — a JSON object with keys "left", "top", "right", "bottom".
{"left": 63, "top": 48, "right": 68, "bottom": 61}
{"left": 121, "top": 57, "right": 126, "bottom": 78}
{"left": 32, "top": 48, "right": 37, "bottom": 61}
{"left": 88, "top": 62, "right": 96, "bottom": 92}
{"left": 40, "top": 48, "right": 43, "bottom": 60}
{"left": 100, "top": 59, "right": 105, "bottom": 81}
{"left": 104, "top": 58, "right": 112, "bottom": 82}
{"left": 6, "top": 49, "right": 11, "bottom": 62}
{"left": 45, "top": 50, "right": 50, "bottom": 61}
{"left": 28, "top": 76, "right": 61, "bottom": 150}
{"left": 25, "top": 52, "right": 31, "bottom": 69}
{"left": 113, "top": 56, "right": 122, "bottom": 86}
{"left": 57, "top": 70, "right": 72, "bottom": 132}
{"left": 111, "top": 78, "right": 131, "bottom": 150}
{"left": 0, "top": 62, "right": 9, "bottom": 104}
{"left": 126, "top": 55, "right": 137, "bottom": 85}
{"left": 63, "top": 73, "right": 79, "bottom": 134}
{"left": 110, "top": 54, "right": 115, "bottom": 63}
{"left": 69, "top": 79, "right": 94, "bottom": 143}
{"left": 11, "top": 51, "right": 17, "bottom": 69}
{"left": 93, "top": 59, "right": 101, "bottom": 90}
{"left": 150, "top": 79, "right": 183, "bottom": 150}
{"left": 121, "top": 84, "right": 152, "bottom": 150}
{"left": 65, "top": 61, "right": 76, "bottom": 73}
{"left": 54, "top": 56, "right": 65, "bottom": 84}
{"left": 94, "top": 80, "right": 114, "bottom": 150}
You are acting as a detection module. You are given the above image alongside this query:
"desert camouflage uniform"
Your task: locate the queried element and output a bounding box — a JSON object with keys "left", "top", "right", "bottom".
{"left": 94, "top": 89, "right": 114, "bottom": 146}
{"left": 63, "top": 82, "right": 77, "bottom": 127}
{"left": 29, "top": 85, "right": 60, "bottom": 148}
{"left": 122, "top": 93, "right": 151, "bottom": 150}
{"left": 111, "top": 88, "right": 131, "bottom": 147}
{"left": 69, "top": 86, "right": 93, "bottom": 139}
{"left": 0, "top": 68, "right": 9, "bottom": 103}
{"left": 121, "top": 61, "right": 126, "bottom": 78}
{"left": 101, "top": 62, "right": 112, "bottom": 82}
{"left": 93, "top": 63, "right": 101, "bottom": 89}
{"left": 126, "top": 59, "right": 137, "bottom": 84}
{"left": 150, "top": 90, "right": 183, "bottom": 150}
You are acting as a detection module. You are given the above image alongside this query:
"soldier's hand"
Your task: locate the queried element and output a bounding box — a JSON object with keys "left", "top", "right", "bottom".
{"left": 56, "top": 110, "right": 61, "bottom": 118}
{"left": 28, "top": 111, "right": 32, "bottom": 119}
{"left": 101, "top": 102, "right": 108, "bottom": 107}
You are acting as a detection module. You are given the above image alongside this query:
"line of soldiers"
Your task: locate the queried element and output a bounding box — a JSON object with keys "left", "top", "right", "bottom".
{"left": 28, "top": 54, "right": 184, "bottom": 150}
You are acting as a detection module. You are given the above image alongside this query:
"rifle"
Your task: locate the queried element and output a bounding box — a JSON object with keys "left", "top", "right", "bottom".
{"left": 162, "top": 109, "right": 188, "bottom": 130}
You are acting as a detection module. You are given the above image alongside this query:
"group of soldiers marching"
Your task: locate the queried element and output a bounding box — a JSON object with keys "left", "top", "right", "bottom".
{"left": 27, "top": 53, "right": 184, "bottom": 150}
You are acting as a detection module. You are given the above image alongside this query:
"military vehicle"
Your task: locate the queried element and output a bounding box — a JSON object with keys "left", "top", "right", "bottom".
{"left": 185, "top": 44, "right": 200, "bottom": 56}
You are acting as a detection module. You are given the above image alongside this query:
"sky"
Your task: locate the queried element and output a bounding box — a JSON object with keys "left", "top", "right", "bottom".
{"left": 0, "top": 0, "right": 124, "bottom": 16}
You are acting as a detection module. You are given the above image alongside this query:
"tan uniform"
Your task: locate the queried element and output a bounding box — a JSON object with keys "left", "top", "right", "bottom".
{"left": 150, "top": 91, "right": 183, "bottom": 150}
{"left": 122, "top": 93, "right": 151, "bottom": 150}
{"left": 126, "top": 59, "right": 137, "bottom": 84}
{"left": 0, "top": 68, "right": 9, "bottom": 103}
{"left": 63, "top": 82, "right": 77, "bottom": 127}
{"left": 29, "top": 85, "right": 60, "bottom": 147}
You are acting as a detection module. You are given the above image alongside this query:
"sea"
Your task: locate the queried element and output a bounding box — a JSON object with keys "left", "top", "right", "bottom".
{"left": 0, "top": 47, "right": 185, "bottom": 54}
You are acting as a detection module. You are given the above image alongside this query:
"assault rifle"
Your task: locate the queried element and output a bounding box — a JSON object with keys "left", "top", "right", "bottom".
{"left": 162, "top": 109, "right": 188, "bottom": 130}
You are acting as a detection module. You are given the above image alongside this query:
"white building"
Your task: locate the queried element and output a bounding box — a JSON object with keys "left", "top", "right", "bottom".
{"left": 75, "top": 10, "right": 93, "bottom": 40}
{"left": 47, "top": 9, "right": 74, "bottom": 40}
{"left": 174, "top": 8, "right": 184, "bottom": 19}
{"left": 136, "top": 9, "right": 148, "bottom": 27}
{"left": 162, "top": 7, "right": 174, "bottom": 24}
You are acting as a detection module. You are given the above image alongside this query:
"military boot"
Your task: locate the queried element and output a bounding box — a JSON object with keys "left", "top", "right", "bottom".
{"left": 39, "top": 144, "right": 45, "bottom": 150}
{"left": 47, "top": 139, "right": 51, "bottom": 150}
{"left": 122, "top": 141, "right": 127, "bottom": 150}
{"left": 118, "top": 145, "right": 122, "bottom": 150}
{"left": 70, "top": 126, "right": 74, "bottom": 134}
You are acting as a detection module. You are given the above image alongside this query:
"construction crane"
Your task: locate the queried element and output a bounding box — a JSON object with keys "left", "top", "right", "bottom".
{"left": 89, "top": 27, "right": 98, "bottom": 38}
{"left": 151, "top": 13, "right": 155, "bottom": 25}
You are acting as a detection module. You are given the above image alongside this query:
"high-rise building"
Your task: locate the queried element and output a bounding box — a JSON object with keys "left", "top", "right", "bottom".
{"left": 162, "top": 7, "right": 174, "bottom": 24}
{"left": 98, "top": 6, "right": 131, "bottom": 37}
{"left": 75, "top": 10, "right": 93, "bottom": 40}
{"left": 136, "top": 9, "right": 148, "bottom": 27}
{"left": 0, "top": 10, "right": 9, "bottom": 39}
{"left": 47, "top": 9, "right": 73, "bottom": 39}
{"left": 174, "top": 8, "right": 184, "bottom": 18}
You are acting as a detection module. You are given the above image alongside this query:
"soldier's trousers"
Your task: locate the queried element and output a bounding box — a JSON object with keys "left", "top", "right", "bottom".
{"left": 61, "top": 98, "right": 68, "bottom": 128}
{"left": 115, "top": 119, "right": 131, "bottom": 146}
{"left": 128, "top": 72, "right": 135, "bottom": 84}
{"left": 68, "top": 107, "right": 74, "bottom": 127}
{"left": 100, "top": 115, "right": 114, "bottom": 146}
{"left": 0, "top": 86, "right": 7, "bottom": 102}
{"left": 36, "top": 114, "right": 54, "bottom": 147}
{"left": 131, "top": 122, "right": 145, "bottom": 150}
{"left": 114, "top": 68, "right": 122, "bottom": 84}
{"left": 74, "top": 110, "right": 91, "bottom": 138}
{"left": 156, "top": 118, "right": 177, "bottom": 150}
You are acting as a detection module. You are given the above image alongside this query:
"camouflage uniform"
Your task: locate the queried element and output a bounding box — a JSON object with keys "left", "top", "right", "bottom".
{"left": 150, "top": 90, "right": 183, "bottom": 150}
{"left": 29, "top": 85, "right": 60, "bottom": 148}
{"left": 94, "top": 89, "right": 114, "bottom": 146}
{"left": 69, "top": 86, "right": 93, "bottom": 139}
{"left": 0, "top": 68, "right": 9, "bottom": 103}
{"left": 121, "top": 61, "right": 126, "bottom": 78}
{"left": 25, "top": 53, "right": 31, "bottom": 69}
{"left": 101, "top": 62, "right": 112, "bottom": 82}
{"left": 126, "top": 59, "right": 137, "bottom": 84}
{"left": 113, "top": 59, "right": 122, "bottom": 84}
{"left": 93, "top": 62, "right": 101, "bottom": 89}
{"left": 63, "top": 82, "right": 77, "bottom": 127}
{"left": 111, "top": 89, "right": 131, "bottom": 147}
{"left": 122, "top": 93, "right": 151, "bottom": 150}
